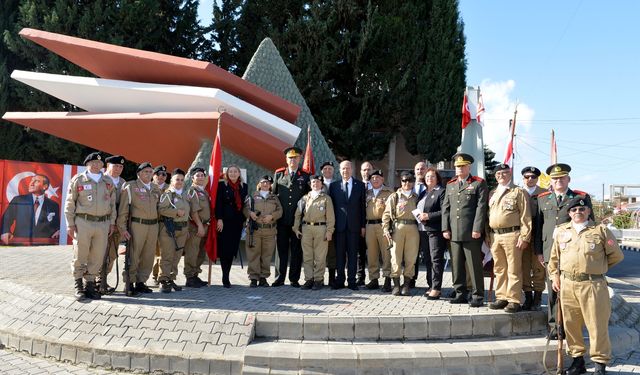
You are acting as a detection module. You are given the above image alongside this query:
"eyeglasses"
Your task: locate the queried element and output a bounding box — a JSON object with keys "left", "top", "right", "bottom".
{"left": 401, "top": 179, "right": 414, "bottom": 183}
{"left": 523, "top": 175, "right": 537, "bottom": 179}
{"left": 570, "top": 207, "right": 587, "bottom": 213}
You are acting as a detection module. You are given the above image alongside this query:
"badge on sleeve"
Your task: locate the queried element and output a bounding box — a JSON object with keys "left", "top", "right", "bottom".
{"left": 83, "top": 184, "right": 92, "bottom": 190}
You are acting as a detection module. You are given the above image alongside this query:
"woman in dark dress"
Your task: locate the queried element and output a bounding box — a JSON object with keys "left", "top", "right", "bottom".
{"left": 216, "top": 165, "right": 248, "bottom": 288}
{"left": 416, "top": 167, "right": 447, "bottom": 299}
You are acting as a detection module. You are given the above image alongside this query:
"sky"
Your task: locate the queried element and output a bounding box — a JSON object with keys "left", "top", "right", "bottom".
{"left": 197, "top": 0, "right": 640, "bottom": 200}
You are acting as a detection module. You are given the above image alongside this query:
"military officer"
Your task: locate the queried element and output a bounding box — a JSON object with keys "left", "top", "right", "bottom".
{"left": 548, "top": 198, "right": 623, "bottom": 375}
{"left": 320, "top": 161, "right": 338, "bottom": 287}
{"left": 442, "top": 153, "right": 488, "bottom": 308}
{"left": 151, "top": 165, "right": 168, "bottom": 284}
{"left": 533, "top": 163, "right": 593, "bottom": 338}
{"left": 382, "top": 171, "right": 420, "bottom": 296}
{"left": 244, "top": 175, "right": 283, "bottom": 287}
{"left": 183, "top": 167, "right": 211, "bottom": 288}
{"left": 65, "top": 152, "right": 117, "bottom": 301}
{"left": 321, "top": 161, "right": 335, "bottom": 190}
{"left": 293, "top": 174, "right": 335, "bottom": 290}
{"left": 272, "top": 147, "right": 311, "bottom": 287}
{"left": 486, "top": 163, "right": 532, "bottom": 313}
{"left": 117, "top": 162, "right": 161, "bottom": 295}
{"left": 97, "top": 155, "right": 126, "bottom": 294}
{"left": 364, "top": 170, "right": 394, "bottom": 292}
{"left": 520, "top": 166, "right": 547, "bottom": 310}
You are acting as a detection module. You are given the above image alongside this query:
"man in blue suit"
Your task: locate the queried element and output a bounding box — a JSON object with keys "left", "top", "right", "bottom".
{"left": 329, "top": 160, "right": 366, "bottom": 290}
{"left": 1, "top": 174, "right": 60, "bottom": 245}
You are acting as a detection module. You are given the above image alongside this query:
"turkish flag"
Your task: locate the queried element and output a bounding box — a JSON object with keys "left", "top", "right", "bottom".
{"left": 461, "top": 93, "right": 472, "bottom": 129}
{"left": 301, "top": 127, "right": 315, "bottom": 175}
{"left": 204, "top": 125, "right": 222, "bottom": 262}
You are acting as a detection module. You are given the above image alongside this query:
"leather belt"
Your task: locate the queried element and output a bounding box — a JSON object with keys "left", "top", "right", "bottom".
{"left": 366, "top": 219, "right": 383, "bottom": 224}
{"left": 395, "top": 219, "right": 417, "bottom": 225}
{"left": 76, "top": 213, "right": 110, "bottom": 222}
{"left": 131, "top": 217, "right": 158, "bottom": 225}
{"left": 256, "top": 223, "right": 276, "bottom": 229}
{"left": 303, "top": 221, "right": 326, "bottom": 226}
{"left": 562, "top": 273, "right": 604, "bottom": 282}
{"left": 493, "top": 226, "right": 520, "bottom": 235}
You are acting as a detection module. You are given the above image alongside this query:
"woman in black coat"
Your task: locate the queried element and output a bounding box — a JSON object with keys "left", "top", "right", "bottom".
{"left": 415, "top": 167, "right": 447, "bottom": 299}
{"left": 216, "top": 165, "right": 248, "bottom": 287}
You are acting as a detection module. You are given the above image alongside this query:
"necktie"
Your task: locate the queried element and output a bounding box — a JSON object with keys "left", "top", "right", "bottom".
{"left": 344, "top": 181, "right": 349, "bottom": 200}
{"left": 34, "top": 199, "right": 40, "bottom": 223}
{"left": 557, "top": 194, "right": 562, "bottom": 205}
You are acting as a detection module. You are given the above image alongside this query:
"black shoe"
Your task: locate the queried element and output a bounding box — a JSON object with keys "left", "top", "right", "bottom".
{"left": 382, "top": 277, "right": 392, "bottom": 293}
{"left": 312, "top": 281, "right": 323, "bottom": 290}
{"left": 258, "top": 278, "right": 269, "bottom": 287}
{"left": 522, "top": 291, "right": 533, "bottom": 310}
{"left": 97, "top": 279, "right": 115, "bottom": 295}
{"left": 271, "top": 279, "right": 285, "bottom": 287}
{"left": 222, "top": 275, "right": 231, "bottom": 288}
{"left": 290, "top": 281, "right": 301, "bottom": 288}
{"left": 195, "top": 276, "right": 208, "bottom": 287}
{"left": 186, "top": 277, "right": 202, "bottom": 288}
{"left": 504, "top": 302, "right": 521, "bottom": 313}
{"left": 365, "top": 279, "right": 379, "bottom": 290}
{"left": 160, "top": 280, "right": 172, "bottom": 293}
{"left": 450, "top": 294, "right": 468, "bottom": 304}
{"left": 532, "top": 291, "right": 543, "bottom": 310}
{"left": 74, "top": 279, "right": 86, "bottom": 301}
{"left": 391, "top": 278, "right": 401, "bottom": 296}
{"left": 356, "top": 278, "right": 365, "bottom": 286}
{"left": 125, "top": 283, "right": 140, "bottom": 297}
{"left": 447, "top": 290, "right": 457, "bottom": 299}
{"left": 593, "top": 361, "right": 606, "bottom": 375}
{"left": 331, "top": 283, "right": 345, "bottom": 290}
{"left": 401, "top": 277, "right": 411, "bottom": 296}
{"left": 250, "top": 279, "right": 258, "bottom": 288}
{"left": 301, "top": 280, "right": 313, "bottom": 290}
{"left": 84, "top": 281, "right": 101, "bottom": 300}
{"left": 469, "top": 298, "right": 484, "bottom": 308}
{"left": 425, "top": 291, "right": 441, "bottom": 300}
{"left": 409, "top": 278, "right": 416, "bottom": 288}
{"left": 135, "top": 282, "right": 153, "bottom": 294}
{"left": 348, "top": 283, "right": 359, "bottom": 291}
{"left": 489, "top": 299, "right": 508, "bottom": 310}
{"left": 565, "top": 356, "right": 586, "bottom": 375}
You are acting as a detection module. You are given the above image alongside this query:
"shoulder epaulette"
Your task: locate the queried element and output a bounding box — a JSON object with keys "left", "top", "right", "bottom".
{"left": 538, "top": 191, "right": 552, "bottom": 198}
{"left": 572, "top": 190, "right": 589, "bottom": 196}
{"left": 447, "top": 178, "right": 458, "bottom": 185}
{"left": 471, "top": 176, "right": 485, "bottom": 182}
{"left": 275, "top": 167, "right": 286, "bottom": 173}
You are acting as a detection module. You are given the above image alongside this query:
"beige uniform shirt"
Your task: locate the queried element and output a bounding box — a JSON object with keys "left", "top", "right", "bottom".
{"left": 117, "top": 179, "right": 161, "bottom": 231}
{"left": 64, "top": 171, "right": 117, "bottom": 226}
{"left": 366, "top": 187, "right": 394, "bottom": 220}
{"left": 188, "top": 185, "right": 211, "bottom": 223}
{"left": 488, "top": 183, "right": 532, "bottom": 242}
{"left": 382, "top": 189, "right": 419, "bottom": 234}
{"left": 243, "top": 191, "right": 283, "bottom": 224}
{"left": 293, "top": 192, "right": 335, "bottom": 236}
{"left": 158, "top": 187, "right": 191, "bottom": 223}
{"left": 548, "top": 221, "right": 624, "bottom": 276}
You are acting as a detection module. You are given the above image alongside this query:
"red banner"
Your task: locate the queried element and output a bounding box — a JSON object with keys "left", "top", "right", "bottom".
{"left": 0, "top": 159, "right": 84, "bottom": 246}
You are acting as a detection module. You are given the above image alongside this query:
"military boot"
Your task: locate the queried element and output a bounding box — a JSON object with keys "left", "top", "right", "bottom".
{"left": 365, "top": 278, "right": 379, "bottom": 290}
{"left": 400, "top": 277, "right": 411, "bottom": 296}
{"left": 392, "top": 278, "right": 401, "bottom": 296}
{"left": 565, "top": 356, "right": 586, "bottom": 375}
{"left": 160, "top": 280, "right": 172, "bottom": 293}
{"left": 593, "top": 362, "right": 606, "bottom": 375}
{"left": 125, "top": 283, "right": 140, "bottom": 297}
{"left": 84, "top": 281, "right": 101, "bottom": 300}
{"left": 74, "top": 279, "right": 85, "bottom": 301}
{"left": 382, "top": 277, "right": 392, "bottom": 292}
{"left": 328, "top": 268, "right": 336, "bottom": 289}
{"left": 522, "top": 291, "right": 533, "bottom": 310}
{"left": 532, "top": 291, "right": 543, "bottom": 310}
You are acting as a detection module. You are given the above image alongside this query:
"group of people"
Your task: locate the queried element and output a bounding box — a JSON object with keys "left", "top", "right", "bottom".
{"left": 63, "top": 146, "right": 623, "bottom": 375}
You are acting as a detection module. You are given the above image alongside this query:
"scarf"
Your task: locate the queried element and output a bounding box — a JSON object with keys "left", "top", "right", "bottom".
{"left": 228, "top": 179, "right": 243, "bottom": 212}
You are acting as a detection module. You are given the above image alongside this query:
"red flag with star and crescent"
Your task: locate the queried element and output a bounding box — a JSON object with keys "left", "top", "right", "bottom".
{"left": 204, "top": 126, "right": 222, "bottom": 262}
{"left": 461, "top": 92, "right": 472, "bottom": 129}
{"left": 301, "top": 126, "right": 315, "bottom": 175}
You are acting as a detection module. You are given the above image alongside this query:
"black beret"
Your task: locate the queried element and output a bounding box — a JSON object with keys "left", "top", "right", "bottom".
{"left": 400, "top": 171, "right": 415, "bottom": 181}
{"left": 546, "top": 163, "right": 571, "bottom": 178}
{"left": 259, "top": 175, "right": 274, "bottom": 183}
{"left": 284, "top": 147, "right": 303, "bottom": 158}
{"left": 83, "top": 152, "right": 103, "bottom": 165}
{"left": 105, "top": 155, "right": 125, "bottom": 165}
{"left": 369, "top": 169, "right": 384, "bottom": 178}
{"left": 521, "top": 166, "right": 541, "bottom": 177}
{"left": 310, "top": 174, "right": 324, "bottom": 182}
{"left": 137, "top": 162, "right": 153, "bottom": 173}
{"left": 493, "top": 163, "right": 511, "bottom": 173}
{"left": 190, "top": 166, "right": 206, "bottom": 175}
{"left": 153, "top": 165, "right": 167, "bottom": 175}
{"left": 568, "top": 196, "right": 588, "bottom": 210}
{"left": 172, "top": 168, "right": 186, "bottom": 176}
{"left": 452, "top": 152, "right": 474, "bottom": 167}
{"left": 320, "top": 161, "right": 335, "bottom": 169}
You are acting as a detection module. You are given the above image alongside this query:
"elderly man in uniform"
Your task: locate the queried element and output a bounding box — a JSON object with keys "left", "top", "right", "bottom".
{"left": 151, "top": 165, "right": 168, "bottom": 284}
{"left": 364, "top": 170, "right": 394, "bottom": 291}
{"left": 65, "top": 152, "right": 117, "bottom": 301}
{"left": 533, "top": 163, "right": 593, "bottom": 339}
{"left": 520, "top": 166, "right": 547, "bottom": 310}
{"left": 442, "top": 153, "right": 488, "bottom": 307}
{"left": 184, "top": 167, "right": 211, "bottom": 288}
{"left": 118, "top": 162, "right": 162, "bottom": 296}
{"left": 548, "top": 198, "right": 623, "bottom": 375}
{"left": 97, "top": 155, "right": 126, "bottom": 294}
{"left": 272, "top": 147, "right": 311, "bottom": 287}
{"left": 486, "top": 163, "right": 532, "bottom": 313}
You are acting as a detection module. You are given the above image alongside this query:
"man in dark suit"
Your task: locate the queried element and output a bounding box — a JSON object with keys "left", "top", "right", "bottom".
{"left": 1, "top": 174, "right": 60, "bottom": 245}
{"left": 329, "top": 160, "right": 366, "bottom": 290}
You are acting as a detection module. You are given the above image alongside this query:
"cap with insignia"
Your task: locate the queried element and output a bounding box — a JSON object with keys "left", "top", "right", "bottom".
{"left": 259, "top": 175, "right": 274, "bottom": 184}
{"left": 105, "top": 155, "right": 125, "bottom": 165}
{"left": 137, "top": 162, "right": 153, "bottom": 173}
{"left": 190, "top": 166, "right": 206, "bottom": 175}
{"left": 310, "top": 174, "right": 324, "bottom": 182}
{"left": 83, "top": 152, "right": 103, "bottom": 165}
{"left": 521, "top": 166, "right": 541, "bottom": 177}
{"left": 452, "top": 152, "right": 474, "bottom": 167}
{"left": 546, "top": 163, "right": 571, "bottom": 178}
{"left": 284, "top": 147, "right": 303, "bottom": 158}
{"left": 369, "top": 169, "right": 384, "bottom": 178}
{"left": 172, "top": 168, "right": 186, "bottom": 176}
{"left": 400, "top": 171, "right": 415, "bottom": 182}
{"left": 568, "top": 196, "right": 588, "bottom": 209}
{"left": 320, "top": 161, "right": 334, "bottom": 169}
{"left": 153, "top": 165, "right": 167, "bottom": 175}
{"left": 493, "top": 163, "right": 511, "bottom": 173}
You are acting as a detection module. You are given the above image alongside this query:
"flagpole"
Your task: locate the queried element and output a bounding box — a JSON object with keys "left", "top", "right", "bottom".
{"left": 511, "top": 101, "right": 519, "bottom": 175}
{"left": 208, "top": 112, "right": 223, "bottom": 287}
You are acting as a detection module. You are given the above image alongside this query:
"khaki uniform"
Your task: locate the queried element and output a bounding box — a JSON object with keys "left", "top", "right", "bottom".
{"left": 548, "top": 221, "right": 623, "bottom": 363}
{"left": 365, "top": 186, "right": 394, "bottom": 280}
{"left": 117, "top": 180, "right": 161, "bottom": 283}
{"left": 487, "top": 183, "right": 532, "bottom": 304}
{"left": 65, "top": 172, "right": 117, "bottom": 281}
{"left": 293, "top": 191, "right": 335, "bottom": 282}
{"left": 243, "top": 191, "right": 283, "bottom": 280}
{"left": 382, "top": 190, "right": 419, "bottom": 279}
{"left": 104, "top": 177, "right": 126, "bottom": 274}
{"left": 157, "top": 187, "right": 191, "bottom": 282}
{"left": 152, "top": 182, "right": 168, "bottom": 281}
{"left": 183, "top": 185, "right": 211, "bottom": 278}
{"left": 522, "top": 186, "right": 547, "bottom": 292}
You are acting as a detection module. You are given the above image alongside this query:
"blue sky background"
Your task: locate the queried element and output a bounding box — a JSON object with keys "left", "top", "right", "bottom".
{"left": 197, "top": 0, "right": 639, "bottom": 199}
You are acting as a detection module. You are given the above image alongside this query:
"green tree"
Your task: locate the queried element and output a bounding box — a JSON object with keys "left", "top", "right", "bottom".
{"left": 484, "top": 146, "right": 500, "bottom": 191}
{"left": 612, "top": 211, "right": 633, "bottom": 229}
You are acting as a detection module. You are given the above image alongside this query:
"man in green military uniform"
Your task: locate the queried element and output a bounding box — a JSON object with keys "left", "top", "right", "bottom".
{"left": 272, "top": 147, "right": 311, "bottom": 287}
{"left": 442, "top": 153, "right": 488, "bottom": 307}
{"left": 533, "top": 163, "right": 593, "bottom": 338}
